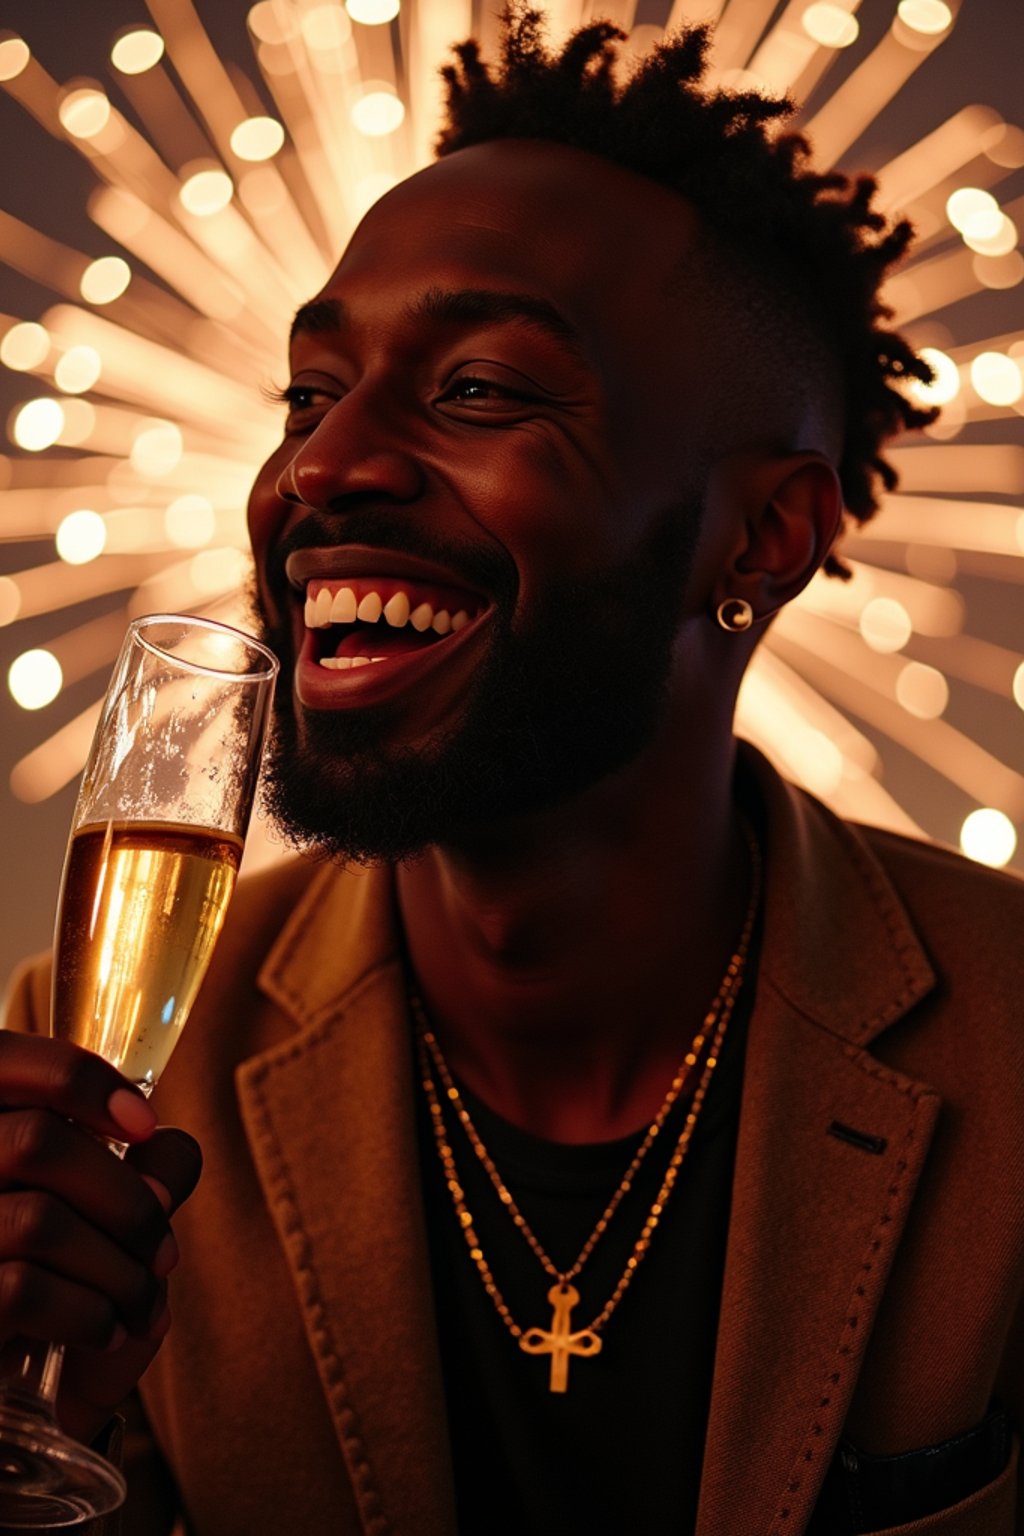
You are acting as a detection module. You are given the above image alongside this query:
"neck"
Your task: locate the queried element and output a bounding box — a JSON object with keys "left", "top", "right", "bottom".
{"left": 398, "top": 731, "right": 755, "bottom": 1143}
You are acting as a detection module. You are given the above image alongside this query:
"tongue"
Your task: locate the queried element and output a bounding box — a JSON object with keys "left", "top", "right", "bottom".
{"left": 334, "top": 626, "right": 443, "bottom": 659}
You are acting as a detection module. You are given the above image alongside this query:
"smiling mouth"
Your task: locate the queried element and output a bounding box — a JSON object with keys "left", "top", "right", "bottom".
{"left": 300, "top": 575, "right": 487, "bottom": 669}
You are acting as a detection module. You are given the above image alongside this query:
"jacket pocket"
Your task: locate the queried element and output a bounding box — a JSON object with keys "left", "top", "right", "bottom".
{"left": 807, "top": 1407, "right": 1015, "bottom": 1534}
{"left": 854, "top": 1432, "right": 1018, "bottom": 1535}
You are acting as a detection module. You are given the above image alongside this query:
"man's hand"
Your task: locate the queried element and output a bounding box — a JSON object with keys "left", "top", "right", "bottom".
{"left": 0, "top": 1033, "right": 202, "bottom": 1444}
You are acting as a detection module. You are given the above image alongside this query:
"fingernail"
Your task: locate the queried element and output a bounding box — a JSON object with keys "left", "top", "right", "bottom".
{"left": 105, "top": 1323, "right": 127, "bottom": 1353}
{"left": 153, "top": 1232, "right": 179, "bottom": 1279}
{"left": 148, "top": 1304, "right": 171, "bottom": 1342}
{"left": 108, "top": 1089, "right": 157, "bottom": 1138}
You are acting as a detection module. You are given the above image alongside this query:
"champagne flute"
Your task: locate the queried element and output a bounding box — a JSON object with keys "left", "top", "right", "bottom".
{"left": 0, "top": 613, "right": 278, "bottom": 1527}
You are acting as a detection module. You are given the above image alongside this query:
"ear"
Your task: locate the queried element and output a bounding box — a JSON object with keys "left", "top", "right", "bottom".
{"left": 714, "top": 453, "right": 844, "bottom": 621}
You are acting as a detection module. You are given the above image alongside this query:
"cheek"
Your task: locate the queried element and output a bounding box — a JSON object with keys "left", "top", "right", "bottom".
{"left": 445, "top": 429, "right": 625, "bottom": 610}
{"left": 246, "top": 450, "right": 291, "bottom": 572}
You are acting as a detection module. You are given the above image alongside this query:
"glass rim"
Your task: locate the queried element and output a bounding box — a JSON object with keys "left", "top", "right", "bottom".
{"left": 129, "top": 612, "right": 279, "bottom": 683}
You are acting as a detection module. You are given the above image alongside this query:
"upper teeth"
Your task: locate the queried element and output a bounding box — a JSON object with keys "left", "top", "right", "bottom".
{"left": 304, "top": 587, "right": 471, "bottom": 636}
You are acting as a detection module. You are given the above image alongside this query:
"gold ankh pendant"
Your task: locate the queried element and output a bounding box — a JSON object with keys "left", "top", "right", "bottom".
{"left": 519, "top": 1281, "right": 603, "bottom": 1392}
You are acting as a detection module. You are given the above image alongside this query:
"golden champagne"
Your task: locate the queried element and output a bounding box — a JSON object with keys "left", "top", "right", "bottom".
{"left": 53, "top": 820, "right": 243, "bottom": 1090}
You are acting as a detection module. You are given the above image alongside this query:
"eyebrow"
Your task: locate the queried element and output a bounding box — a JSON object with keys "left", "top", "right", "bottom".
{"left": 288, "top": 287, "right": 589, "bottom": 366}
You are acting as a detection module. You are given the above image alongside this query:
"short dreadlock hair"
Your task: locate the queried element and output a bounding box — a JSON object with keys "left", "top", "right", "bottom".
{"left": 436, "top": 5, "right": 936, "bottom": 578}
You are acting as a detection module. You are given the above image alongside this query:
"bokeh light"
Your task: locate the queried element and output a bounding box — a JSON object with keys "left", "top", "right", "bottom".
{"left": 301, "top": 6, "right": 352, "bottom": 49}
{"left": 859, "top": 597, "right": 913, "bottom": 653}
{"left": 165, "top": 494, "right": 216, "bottom": 548}
{"left": 346, "top": 0, "right": 401, "bottom": 23}
{"left": 53, "top": 346, "right": 101, "bottom": 394}
{"left": 960, "top": 809, "right": 1017, "bottom": 868}
{"left": 0, "top": 323, "right": 49, "bottom": 372}
{"left": 8, "top": 650, "right": 63, "bottom": 711}
{"left": 352, "top": 87, "right": 405, "bottom": 136}
{"left": 896, "top": 0, "right": 953, "bottom": 35}
{"left": 970, "top": 353, "right": 1023, "bottom": 407}
{"left": 130, "top": 421, "right": 184, "bottom": 476}
{"left": 229, "top": 116, "right": 285, "bottom": 161}
{"left": 79, "top": 256, "right": 131, "bottom": 304}
{"left": 0, "top": 37, "right": 30, "bottom": 81}
{"left": 110, "top": 29, "right": 165, "bottom": 74}
{"left": 946, "top": 188, "right": 999, "bottom": 233}
{"left": 179, "top": 169, "right": 234, "bottom": 216}
{"left": 801, "top": 4, "right": 859, "bottom": 48}
{"left": 55, "top": 510, "right": 106, "bottom": 565}
{"left": 896, "top": 662, "right": 949, "bottom": 719}
{"left": 247, "top": 3, "right": 297, "bottom": 44}
{"left": 11, "top": 398, "right": 64, "bottom": 451}
{"left": 909, "top": 347, "right": 960, "bottom": 406}
{"left": 58, "top": 88, "right": 112, "bottom": 141}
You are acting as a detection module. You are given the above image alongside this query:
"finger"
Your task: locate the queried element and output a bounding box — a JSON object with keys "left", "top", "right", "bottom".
{"left": 0, "top": 1035, "right": 157, "bottom": 1145}
{"left": 0, "top": 1191, "right": 170, "bottom": 1338}
{"left": 60, "top": 1322, "right": 168, "bottom": 1440}
{"left": 123, "top": 1128, "right": 203, "bottom": 1218}
{"left": 0, "top": 1261, "right": 123, "bottom": 1351}
{"left": 0, "top": 1110, "right": 170, "bottom": 1270}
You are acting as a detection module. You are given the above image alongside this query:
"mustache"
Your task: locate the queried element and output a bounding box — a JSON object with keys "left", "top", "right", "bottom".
{"left": 265, "top": 512, "right": 518, "bottom": 608}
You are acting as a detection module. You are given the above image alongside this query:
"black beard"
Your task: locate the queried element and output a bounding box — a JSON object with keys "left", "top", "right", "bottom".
{"left": 253, "top": 503, "right": 701, "bottom": 865}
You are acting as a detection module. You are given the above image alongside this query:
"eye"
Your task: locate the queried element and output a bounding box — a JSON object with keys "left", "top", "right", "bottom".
{"left": 265, "top": 382, "right": 338, "bottom": 433}
{"left": 436, "top": 369, "right": 540, "bottom": 416}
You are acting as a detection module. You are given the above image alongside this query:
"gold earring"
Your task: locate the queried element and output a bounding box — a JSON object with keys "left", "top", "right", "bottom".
{"left": 716, "top": 598, "right": 754, "bottom": 633}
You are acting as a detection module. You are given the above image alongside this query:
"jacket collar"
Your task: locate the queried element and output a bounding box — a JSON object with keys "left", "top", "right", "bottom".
{"left": 242, "top": 744, "right": 941, "bottom": 1535}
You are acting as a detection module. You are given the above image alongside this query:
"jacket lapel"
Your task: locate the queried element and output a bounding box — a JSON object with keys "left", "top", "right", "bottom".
{"left": 696, "top": 753, "right": 942, "bottom": 1535}
{"left": 230, "top": 748, "right": 946, "bottom": 1536}
{"left": 234, "top": 864, "right": 457, "bottom": 1536}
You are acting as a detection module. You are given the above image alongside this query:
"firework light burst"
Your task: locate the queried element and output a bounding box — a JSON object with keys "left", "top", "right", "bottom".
{"left": 0, "top": 0, "right": 1022, "bottom": 917}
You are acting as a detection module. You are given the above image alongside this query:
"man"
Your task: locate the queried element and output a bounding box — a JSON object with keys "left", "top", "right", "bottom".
{"left": 2, "top": 9, "right": 1022, "bottom": 1533}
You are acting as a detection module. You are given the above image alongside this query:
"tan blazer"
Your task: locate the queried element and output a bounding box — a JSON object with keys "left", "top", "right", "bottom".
{"left": 5, "top": 746, "right": 1023, "bottom": 1535}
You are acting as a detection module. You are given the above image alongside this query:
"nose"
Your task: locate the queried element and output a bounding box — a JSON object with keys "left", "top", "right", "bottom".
{"left": 276, "top": 393, "right": 425, "bottom": 511}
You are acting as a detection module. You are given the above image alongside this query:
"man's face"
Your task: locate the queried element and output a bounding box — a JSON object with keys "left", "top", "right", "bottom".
{"left": 248, "top": 140, "right": 724, "bottom": 861}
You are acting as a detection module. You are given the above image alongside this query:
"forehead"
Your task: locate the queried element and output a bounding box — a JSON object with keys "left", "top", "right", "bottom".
{"left": 315, "top": 140, "right": 706, "bottom": 360}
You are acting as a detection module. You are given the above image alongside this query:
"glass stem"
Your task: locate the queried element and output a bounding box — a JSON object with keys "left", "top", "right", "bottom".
{"left": 0, "top": 1339, "right": 64, "bottom": 1418}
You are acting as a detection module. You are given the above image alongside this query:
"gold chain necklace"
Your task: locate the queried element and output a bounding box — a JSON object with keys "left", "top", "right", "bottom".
{"left": 411, "top": 824, "right": 761, "bottom": 1394}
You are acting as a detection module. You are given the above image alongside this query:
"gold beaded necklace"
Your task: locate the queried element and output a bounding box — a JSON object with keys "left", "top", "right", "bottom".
{"left": 411, "top": 825, "right": 761, "bottom": 1394}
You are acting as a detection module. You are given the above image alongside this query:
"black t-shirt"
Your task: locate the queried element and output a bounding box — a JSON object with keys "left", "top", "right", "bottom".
{"left": 415, "top": 956, "right": 755, "bottom": 1536}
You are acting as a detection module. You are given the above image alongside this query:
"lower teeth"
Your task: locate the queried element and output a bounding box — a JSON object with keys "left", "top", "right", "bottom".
{"left": 319, "top": 656, "right": 386, "bottom": 670}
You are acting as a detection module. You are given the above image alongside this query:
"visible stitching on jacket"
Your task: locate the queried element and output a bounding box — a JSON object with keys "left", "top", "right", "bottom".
{"left": 243, "top": 1059, "right": 392, "bottom": 1536}
{"left": 269, "top": 955, "right": 399, "bottom": 1038}
{"left": 762, "top": 977, "right": 935, "bottom": 1097}
{"left": 767, "top": 1108, "right": 924, "bottom": 1533}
